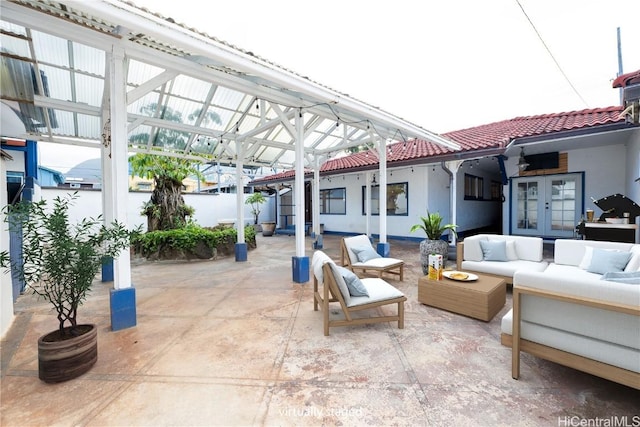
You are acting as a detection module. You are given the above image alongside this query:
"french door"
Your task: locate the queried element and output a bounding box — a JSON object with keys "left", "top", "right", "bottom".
{"left": 511, "top": 173, "right": 583, "bottom": 238}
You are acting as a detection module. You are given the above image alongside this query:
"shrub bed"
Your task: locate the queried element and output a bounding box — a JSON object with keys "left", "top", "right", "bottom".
{"left": 132, "top": 224, "right": 256, "bottom": 260}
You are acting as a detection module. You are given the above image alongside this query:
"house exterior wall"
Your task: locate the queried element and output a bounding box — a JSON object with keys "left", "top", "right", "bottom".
{"left": 317, "top": 165, "right": 438, "bottom": 238}
{"left": 625, "top": 130, "right": 640, "bottom": 241}
{"left": 501, "top": 143, "right": 630, "bottom": 235}
{"left": 453, "top": 163, "right": 502, "bottom": 234}
{"left": 38, "top": 188, "right": 275, "bottom": 231}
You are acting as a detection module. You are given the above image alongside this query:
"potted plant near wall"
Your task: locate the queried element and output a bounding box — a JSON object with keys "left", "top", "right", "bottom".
{"left": 410, "top": 211, "right": 457, "bottom": 275}
{"left": 245, "top": 192, "right": 266, "bottom": 232}
{"left": 0, "top": 193, "right": 131, "bottom": 383}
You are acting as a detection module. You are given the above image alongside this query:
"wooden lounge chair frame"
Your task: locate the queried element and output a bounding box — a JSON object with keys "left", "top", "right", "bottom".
{"left": 341, "top": 235, "right": 404, "bottom": 281}
{"left": 313, "top": 256, "right": 406, "bottom": 336}
{"left": 503, "top": 285, "right": 640, "bottom": 390}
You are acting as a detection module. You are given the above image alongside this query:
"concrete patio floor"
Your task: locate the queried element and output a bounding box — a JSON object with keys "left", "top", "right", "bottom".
{"left": 1, "top": 234, "right": 638, "bottom": 426}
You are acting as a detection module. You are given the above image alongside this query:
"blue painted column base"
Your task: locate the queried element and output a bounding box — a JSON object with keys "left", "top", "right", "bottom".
{"left": 110, "top": 287, "right": 137, "bottom": 331}
{"left": 292, "top": 256, "right": 310, "bottom": 283}
{"left": 377, "top": 242, "right": 390, "bottom": 258}
{"left": 235, "top": 243, "right": 248, "bottom": 262}
{"left": 312, "top": 235, "right": 324, "bottom": 249}
{"left": 101, "top": 256, "right": 114, "bottom": 282}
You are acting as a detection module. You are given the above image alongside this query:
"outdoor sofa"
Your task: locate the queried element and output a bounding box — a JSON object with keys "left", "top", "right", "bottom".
{"left": 501, "top": 239, "right": 640, "bottom": 389}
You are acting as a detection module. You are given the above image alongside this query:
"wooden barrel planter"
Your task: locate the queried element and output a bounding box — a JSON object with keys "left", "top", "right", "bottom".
{"left": 38, "top": 324, "right": 98, "bottom": 383}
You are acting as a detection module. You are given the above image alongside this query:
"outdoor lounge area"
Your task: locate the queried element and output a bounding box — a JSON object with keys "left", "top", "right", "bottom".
{"left": 1, "top": 234, "right": 637, "bottom": 426}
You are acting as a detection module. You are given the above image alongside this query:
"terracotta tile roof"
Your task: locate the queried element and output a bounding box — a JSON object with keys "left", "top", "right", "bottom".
{"left": 612, "top": 69, "right": 640, "bottom": 88}
{"left": 252, "top": 106, "right": 627, "bottom": 184}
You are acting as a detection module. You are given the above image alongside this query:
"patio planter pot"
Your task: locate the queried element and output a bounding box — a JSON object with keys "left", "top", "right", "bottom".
{"left": 262, "top": 221, "right": 276, "bottom": 237}
{"left": 38, "top": 324, "right": 98, "bottom": 383}
{"left": 419, "top": 239, "right": 449, "bottom": 275}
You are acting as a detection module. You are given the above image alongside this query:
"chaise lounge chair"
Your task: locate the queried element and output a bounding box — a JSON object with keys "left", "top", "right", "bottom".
{"left": 341, "top": 234, "right": 404, "bottom": 281}
{"left": 312, "top": 250, "right": 406, "bottom": 336}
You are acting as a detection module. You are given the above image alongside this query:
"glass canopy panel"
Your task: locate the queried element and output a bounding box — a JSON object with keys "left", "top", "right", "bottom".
{"left": 74, "top": 74, "right": 103, "bottom": 107}
{"left": 32, "top": 31, "right": 70, "bottom": 68}
{"left": 168, "top": 75, "right": 211, "bottom": 103}
{"left": 76, "top": 114, "right": 101, "bottom": 139}
{"left": 127, "top": 59, "right": 164, "bottom": 86}
{"left": 1, "top": 32, "right": 31, "bottom": 58}
{"left": 128, "top": 124, "right": 153, "bottom": 149}
{"left": 0, "top": 21, "right": 27, "bottom": 37}
{"left": 72, "top": 43, "right": 105, "bottom": 77}
{"left": 38, "top": 65, "right": 71, "bottom": 101}
{"left": 211, "top": 86, "right": 245, "bottom": 114}
{"left": 163, "top": 95, "right": 204, "bottom": 126}
{"left": 128, "top": 92, "right": 160, "bottom": 117}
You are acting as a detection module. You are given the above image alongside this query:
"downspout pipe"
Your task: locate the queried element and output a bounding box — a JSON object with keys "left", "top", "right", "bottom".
{"left": 441, "top": 161, "right": 456, "bottom": 247}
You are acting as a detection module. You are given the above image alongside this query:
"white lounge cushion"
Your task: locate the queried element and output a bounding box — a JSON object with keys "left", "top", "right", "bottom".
{"left": 352, "top": 257, "right": 403, "bottom": 269}
{"left": 343, "top": 234, "right": 376, "bottom": 265}
{"left": 346, "top": 278, "right": 405, "bottom": 308}
{"left": 312, "top": 250, "right": 332, "bottom": 284}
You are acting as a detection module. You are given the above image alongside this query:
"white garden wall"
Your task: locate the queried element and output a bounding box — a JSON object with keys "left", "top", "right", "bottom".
{"left": 38, "top": 188, "right": 276, "bottom": 231}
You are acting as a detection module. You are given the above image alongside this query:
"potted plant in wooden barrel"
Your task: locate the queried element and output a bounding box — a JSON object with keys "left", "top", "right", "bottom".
{"left": 1, "top": 192, "right": 131, "bottom": 383}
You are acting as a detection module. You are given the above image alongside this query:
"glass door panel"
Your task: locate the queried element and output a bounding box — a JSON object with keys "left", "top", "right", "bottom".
{"left": 512, "top": 173, "right": 582, "bottom": 238}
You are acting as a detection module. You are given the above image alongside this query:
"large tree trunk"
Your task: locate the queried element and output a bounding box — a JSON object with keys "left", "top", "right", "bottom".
{"left": 145, "top": 177, "right": 188, "bottom": 231}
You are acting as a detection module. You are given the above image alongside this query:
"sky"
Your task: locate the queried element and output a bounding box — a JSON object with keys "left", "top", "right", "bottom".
{"left": 39, "top": 0, "right": 640, "bottom": 172}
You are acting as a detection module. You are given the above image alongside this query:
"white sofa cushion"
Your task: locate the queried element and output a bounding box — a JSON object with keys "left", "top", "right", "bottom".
{"left": 461, "top": 259, "right": 548, "bottom": 277}
{"left": 514, "top": 265, "right": 640, "bottom": 306}
{"left": 554, "top": 239, "right": 634, "bottom": 267}
{"left": 501, "top": 309, "right": 640, "bottom": 373}
{"left": 463, "top": 234, "right": 543, "bottom": 263}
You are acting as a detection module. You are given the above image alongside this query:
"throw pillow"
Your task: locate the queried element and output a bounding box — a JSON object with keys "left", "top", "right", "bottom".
{"left": 624, "top": 248, "right": 640, "bottom": 272}
{"left": 587, "top": 249, "right": 632, "bottom": 275}
{"left": 505, "top": 240, "right": 518, "bottom": 261}
{"left": 351, "top": 245, "right": 381, "bottom": 262}
{"left": 578, "top": 246, "right": 595, "bottom": 270}
{"left": 601, "top": 271, "right": 640, "bottom": 284}
{"left": 336, "top": 266, "right": 369, "bottom": 297}
{"left": 479, "top": 240, "right": 508, "bottom": 262}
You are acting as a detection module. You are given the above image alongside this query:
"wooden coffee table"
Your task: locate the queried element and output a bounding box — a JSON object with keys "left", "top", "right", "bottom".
{"left": 418, "top": 272, "right": 506, "bottom": 321}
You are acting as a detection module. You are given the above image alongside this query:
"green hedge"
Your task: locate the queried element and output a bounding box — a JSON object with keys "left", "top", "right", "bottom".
{"left": 132, "top": 224, "right": 256, "bottom": 259}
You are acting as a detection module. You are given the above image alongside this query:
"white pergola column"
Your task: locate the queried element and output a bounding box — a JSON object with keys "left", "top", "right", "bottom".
{"left": 235, "top": 140, "right": 247, "bottom": 261}
{"left": 292, "top": 109, "right": 309, "bottom": 283}
{"left": 102, "top": 45, "right": 135, "bottom": 331}
{"left": 312, "top": 157, "right": 322, "bottom": 249}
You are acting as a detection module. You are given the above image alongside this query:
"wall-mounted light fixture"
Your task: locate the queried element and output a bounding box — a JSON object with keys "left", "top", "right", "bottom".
{"left": 517, "top": 148, "right": 529, "bottom": 171}
{"left": 372, "top": 174, "right": 377, "bottom": 184}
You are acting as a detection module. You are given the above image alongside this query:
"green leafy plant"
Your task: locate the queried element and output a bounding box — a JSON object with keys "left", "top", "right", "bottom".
{"left": 128, "top": 103, "right": 221, "bottom": 232}
{"left": 410, "top": 211, "right": 457, "bottom": 240}
{"left": 131, "top": 224, "right": 256, "bottom": 258}
{"left": 0, "top": 193, "right": 131, "bottom": 336}
{"left": 245, "top": 192, "right": 267, "bottom": 225}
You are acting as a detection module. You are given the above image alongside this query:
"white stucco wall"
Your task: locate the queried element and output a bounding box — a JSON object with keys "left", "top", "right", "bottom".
{"left": 39, "top": 188, "right": 275, "bottom": 231}
{"left": 453, "top": 163, "right": 502, "bottom": 234}
{"left": 501, "top": 142, "right": 631, "bottom": 234}
{"left": 570, "top": 144, "right": 627, "bottom": 212}
{"left": 316, "top": 165, "right": 446, "bottom": 238}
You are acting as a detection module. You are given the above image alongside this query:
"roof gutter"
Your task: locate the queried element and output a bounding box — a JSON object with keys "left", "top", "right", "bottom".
{"left": 505, "top": 122, "right": 635, "bottom": 151}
